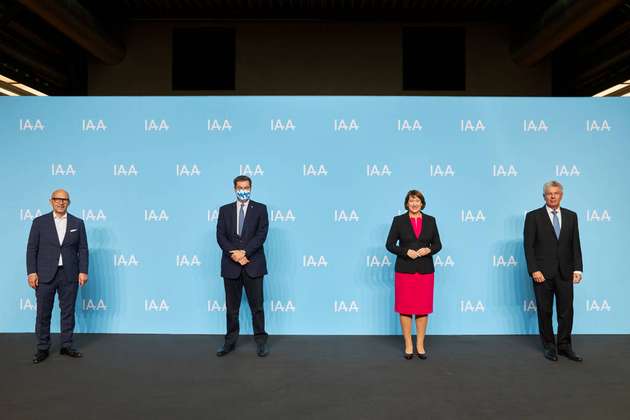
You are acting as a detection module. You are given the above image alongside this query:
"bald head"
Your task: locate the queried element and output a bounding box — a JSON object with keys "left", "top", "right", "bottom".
{"left": 50, "top": 189, "right": 71, "bottom": 216}
{"left": 51, "top": 189, "right": 69, "bottom": 199}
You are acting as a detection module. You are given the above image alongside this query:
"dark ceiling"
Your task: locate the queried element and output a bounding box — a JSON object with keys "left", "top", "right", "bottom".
{"left": 0, "top": 0, "right": 628, "bottom": 95}
{"left": 78, "top": 0, "right": 554, "bottom": 23}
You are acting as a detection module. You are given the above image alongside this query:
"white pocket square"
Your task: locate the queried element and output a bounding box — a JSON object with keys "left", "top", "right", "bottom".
{"left": 70, "top": 229, "right": 78, "bottom": 232}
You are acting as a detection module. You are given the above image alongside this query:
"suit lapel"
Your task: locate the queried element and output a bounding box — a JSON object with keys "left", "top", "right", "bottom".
{"left": 49, "top": 212, "right": 59, "bottom": 243}
{"left": 558, "top": 208, "right": 568, "bottom": 241}
{"left": 417, "top": 214, "right": 427, "bottom": 240}
{"left": 61, "top": 214, "right": 75, "bottom": 246}
{"left": 230, "top": 202, "right": 238, "bottom": 235}
{"left": 403, "top": 212, "right": 420, "bottom": 240}
{"left": 240, "top": 201, "right": 253, "bottom": 237}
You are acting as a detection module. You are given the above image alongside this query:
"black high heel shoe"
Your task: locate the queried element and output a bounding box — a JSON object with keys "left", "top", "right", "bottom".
{"left": 416, "top": 351, "right": 427, "bottom": 360}
{"left": 404, "top": 352, "right": 414, "bottom": 360}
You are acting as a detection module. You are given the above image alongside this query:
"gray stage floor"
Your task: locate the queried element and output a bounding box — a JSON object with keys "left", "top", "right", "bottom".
{"left": 1, "top": 334, "right": 629, "bottom": 420}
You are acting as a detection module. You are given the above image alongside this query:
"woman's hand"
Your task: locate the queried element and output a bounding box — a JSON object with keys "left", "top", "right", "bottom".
{"left": 416, "top": 248, "right": 431, "bottom": 257}
{"left": 406, "top": 249, "right": 419, "bottom": 259}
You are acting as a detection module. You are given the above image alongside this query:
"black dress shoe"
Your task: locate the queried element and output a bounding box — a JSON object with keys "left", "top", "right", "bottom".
{"left": 403, "top": 352, "right": 413, "bottom": 360}
{"left": 416, "top": 352, "right": 428, "bottom": 360}
{"left": 558, "top": 349, "right": 583, "bottom": 362}
{"left": 543, "top": 348, "right": 558, "bottom": 361}
{"left": 216, "top": 344, "right": 235, "bottom": 357}
{"left": 256, "top": 343, "right": 269, "bottom": 357}
{"left": 33, "top": 350, "right": 49, "bottom": 364}
{"left": 60, "top": 347, "right": 83, "bottom": 358}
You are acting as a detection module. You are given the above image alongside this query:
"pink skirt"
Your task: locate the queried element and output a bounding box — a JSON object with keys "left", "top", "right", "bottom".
{"left": 394, "top": 272, "right": 434, "bottom": 315}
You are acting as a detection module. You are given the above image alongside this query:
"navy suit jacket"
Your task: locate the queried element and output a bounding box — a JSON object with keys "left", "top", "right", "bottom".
{"left": 523, "top": 206, "right": 583, "bottom": 280}
{"left": 216, "top": 200, "right": 269, "bottom": 279}
{"left": 26, "top": 212, "right": 89, "bottom": 284}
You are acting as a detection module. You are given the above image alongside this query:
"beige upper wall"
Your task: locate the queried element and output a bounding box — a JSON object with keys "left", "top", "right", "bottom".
{"left": 88, "top": 22, "right": 551, "bottom": 96}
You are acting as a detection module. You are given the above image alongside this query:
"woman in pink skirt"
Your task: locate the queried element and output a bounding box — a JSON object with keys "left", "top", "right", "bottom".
{"left": 386, "top": 190, "right": 442, "bottom": 360}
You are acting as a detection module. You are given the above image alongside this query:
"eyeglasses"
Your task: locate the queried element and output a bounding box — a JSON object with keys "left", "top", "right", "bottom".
{"left": 51, "top": 198, "right": 69, "bottom": 203}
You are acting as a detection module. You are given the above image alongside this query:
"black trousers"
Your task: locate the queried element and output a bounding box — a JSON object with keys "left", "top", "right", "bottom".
{"left": 532, "top": 270, "right": 574, "bottom": 350}
{"left": 35, "top": 266, "right": 79, "bottom": 351}
{"left": 223, "top": 271, "right": 267, "bottom": 346}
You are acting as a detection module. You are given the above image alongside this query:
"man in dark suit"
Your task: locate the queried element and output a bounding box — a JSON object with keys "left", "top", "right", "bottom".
{"left": 26, "top": 189, "right": 89, "bottom": 364}
{"left": 216, "top": 175, "right": 270, "bottom": 357}
{"left": 524, "top": 180, "right": 583, "bottom": 362}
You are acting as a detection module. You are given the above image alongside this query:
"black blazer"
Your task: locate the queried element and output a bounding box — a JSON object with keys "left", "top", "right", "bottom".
{"left": 386, "top": 212, "right": 442, "bottom": 274}
{"left": 523, "top": 206, "right": 583, "bottom": 280}
{"left": 216, "top": 200, "right": 269, "bottom": 279}
{"left": 26, "top": 212, "right": 89, "bottom": 284}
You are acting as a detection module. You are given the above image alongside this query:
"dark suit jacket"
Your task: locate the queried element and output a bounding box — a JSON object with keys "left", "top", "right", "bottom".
{"left": 386, "top": 212, "right": 442, "bottom": 274}
{"left": 523, "top": 206, "right": 583, "bottom": 280}
{"left": 26, "top": 212, "right": 89, "bottom": 284}
{"left": 217, "top": 200, "right": 269, "bottom": 279}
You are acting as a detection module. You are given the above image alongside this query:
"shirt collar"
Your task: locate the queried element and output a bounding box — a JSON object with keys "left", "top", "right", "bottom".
{"left": 54, "top": 212, "right": 68, "bottom": 220}
{"left": 546, "top": 206, "right": 560, "bottom": 215}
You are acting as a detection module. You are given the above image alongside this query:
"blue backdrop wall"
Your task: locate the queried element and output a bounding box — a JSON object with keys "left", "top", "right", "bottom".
{"left": 1, "top": 96, "right": 628, "bottom": 335}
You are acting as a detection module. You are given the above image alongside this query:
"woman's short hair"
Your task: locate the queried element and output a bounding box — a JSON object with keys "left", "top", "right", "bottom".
{"left": 404, "top": 190, "right": 426, "bottom": 210}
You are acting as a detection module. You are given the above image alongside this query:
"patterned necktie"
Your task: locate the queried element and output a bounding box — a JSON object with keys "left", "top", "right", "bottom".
{"left": 552, "top": 210, "right": 560, "bottom": 239}
{"left": 238, "top": 204, "right": 245, "bottom": 236}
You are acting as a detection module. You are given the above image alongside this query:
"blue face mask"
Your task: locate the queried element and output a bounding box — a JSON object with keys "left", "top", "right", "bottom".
{"left": 236, "top": 189, "right": 251, "bottom": 201}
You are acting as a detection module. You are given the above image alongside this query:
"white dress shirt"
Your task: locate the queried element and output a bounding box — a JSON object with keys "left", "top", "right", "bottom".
{"left": 54, "top": 212, "right": 67, "bottom": 266}
{"left": 545, "top": 205, "right": 562, "bottom": 228}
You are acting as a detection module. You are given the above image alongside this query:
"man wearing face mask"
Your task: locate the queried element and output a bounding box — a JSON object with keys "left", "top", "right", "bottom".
{"left": 216, "top": 175, "right": 270, "bottom": 357}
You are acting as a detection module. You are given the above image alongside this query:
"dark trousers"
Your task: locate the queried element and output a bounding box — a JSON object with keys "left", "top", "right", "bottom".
{"left": 533, "top": 270, "right": 574, "bottom": 351}
{"left": 223, "top": 271, "right": 267, "bottom": 346}
{"left": 35, "top": 266, "right": 79, "bottom": 351}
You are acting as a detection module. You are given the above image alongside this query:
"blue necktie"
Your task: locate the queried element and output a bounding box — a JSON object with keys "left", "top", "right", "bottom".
{"left": 552, "top": 210, "right": 560, "bottom": 239}
{"left": 238, "top": 204, "right": 245, "bottom": 236}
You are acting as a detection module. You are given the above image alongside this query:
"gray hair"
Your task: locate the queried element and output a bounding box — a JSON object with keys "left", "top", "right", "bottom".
{"left": 543, "top": 180, "right": 563, "bottom": 193}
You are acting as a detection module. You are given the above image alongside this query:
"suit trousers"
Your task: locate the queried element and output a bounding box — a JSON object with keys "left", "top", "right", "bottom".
{"left": 532, "top": 270, "right": 574, "bottom": 350}
{"left": 35, "top": 266, "right": 79, "bottom": 351}
{"left": 223, "top": 270, "right": 268, "bottom": 346}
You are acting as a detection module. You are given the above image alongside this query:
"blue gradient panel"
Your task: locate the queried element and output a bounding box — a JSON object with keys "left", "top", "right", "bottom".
{"left": 0, "top": 96, "right": 627, "bottom": 335}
